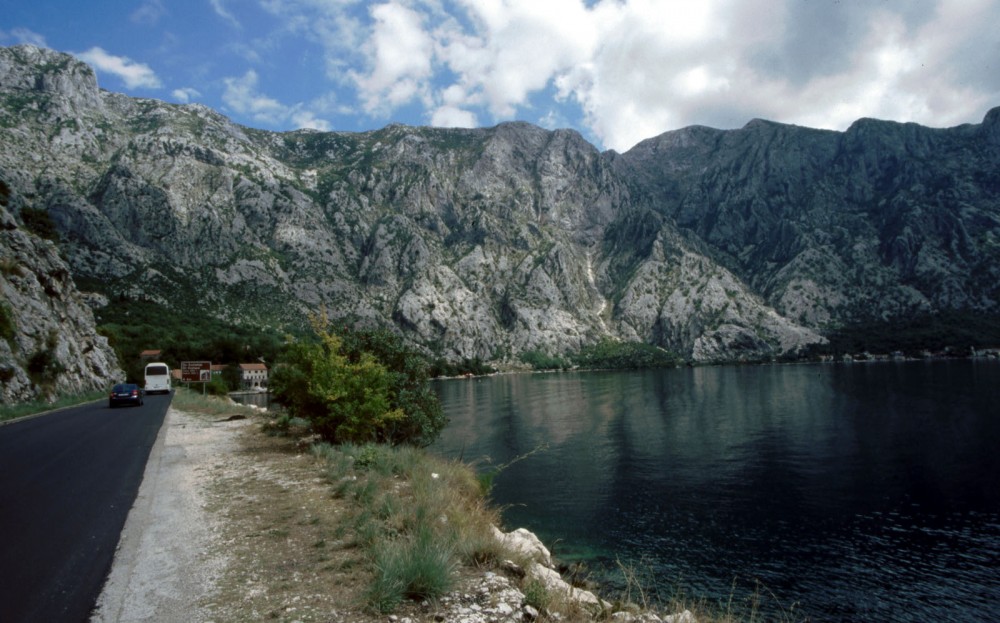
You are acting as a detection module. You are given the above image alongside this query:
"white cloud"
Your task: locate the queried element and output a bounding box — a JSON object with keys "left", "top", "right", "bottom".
{"left": 340, "top": 0, "right": 1000, "bottom": 150}
{"left": 223, "top": 70, "right": 287, "bottom": 123}
{"left": 291, "top": 109, "right": 332, "bottom": 131}
{"left": 210, "top": 0, "right": 241, "bottom": 28}
{"left": 131, "top": 0, "right": 166, "bottom": 25}
{"left": 223, "top": 69, "right": 331, "bottom": 131}
{"left": 430, "top": 105, "right": 478, "bottom": 128}
{"left": 172, "top": 87, "right": 202, "bottom": 103}
{"left": 5, "top": 28, "right": 48, "bottom": 47}
{"left": 352, "top": 2, "right": 435, "bottom": 114}
{"left": 74, "top": 47, "right": 162, "bottom": 90}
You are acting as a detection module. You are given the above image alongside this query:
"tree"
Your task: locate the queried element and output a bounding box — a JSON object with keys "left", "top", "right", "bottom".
{"left": 271, "top": 313, "right": 446, "bottom": 446}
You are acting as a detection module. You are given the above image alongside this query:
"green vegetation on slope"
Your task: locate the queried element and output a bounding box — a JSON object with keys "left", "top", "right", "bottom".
{"left": 521, "top": 339, "right": 683, "bottom": 371}
{"left": 94, "top": 297, "right": 292, "bottom": 384}
{"left": 812, "top": 310, "right": 1000, "bottom": 357}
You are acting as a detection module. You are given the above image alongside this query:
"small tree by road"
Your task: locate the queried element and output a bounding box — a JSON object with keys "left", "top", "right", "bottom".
{"left": 270, "top": 314, "right": 446, "bottom": 446}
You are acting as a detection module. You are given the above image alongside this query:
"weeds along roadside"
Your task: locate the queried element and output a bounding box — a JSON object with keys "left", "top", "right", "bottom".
{"left": 310, "top": 441, "right": 510, "bottom": 614}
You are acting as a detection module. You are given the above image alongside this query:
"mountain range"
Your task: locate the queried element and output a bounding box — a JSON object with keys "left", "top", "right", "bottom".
{"left": 2, "top": 43, "right": 999, "bottom": 399}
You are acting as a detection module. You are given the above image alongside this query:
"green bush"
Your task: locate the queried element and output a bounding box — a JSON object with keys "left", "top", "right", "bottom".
{"left": 571, "top": 338, "right": 681, "bottom": 370}
{"left": 520, "top": 349, "right": 569, "bottom": 370}
{"left": 270, "top": 316, "right": 445, "bottom": 446}
{"left": 205, "top": 376, "right": 230, "bottom": 396}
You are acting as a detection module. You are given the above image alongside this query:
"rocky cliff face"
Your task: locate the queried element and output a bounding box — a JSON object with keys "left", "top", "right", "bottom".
{"left": 2, "top": 44, "right": 998, "bottom": 366}
{"left": 618, "top": 112, "right": 1000, "bottom": 326}
{"left": 0, "top": 182, "right": 122, "bottom": 403}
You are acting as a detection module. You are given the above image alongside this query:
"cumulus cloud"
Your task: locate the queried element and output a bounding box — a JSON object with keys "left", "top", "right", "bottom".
{"left": 352, "top": 2, "right": 435, "bottom": 114}
{"left": 340, "top": 0, "right": 1000, "bottom": 151}
{"left": 172, "top": 87, "right": 201, "bottom": 103}
{"left": 74, "top": 47, "right": 162, "bottom": 90}
{"left": 222, "top": 69, "right": 330, "bottom": 130}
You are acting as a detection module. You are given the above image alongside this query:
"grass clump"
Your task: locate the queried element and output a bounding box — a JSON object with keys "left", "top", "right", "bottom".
{"left": 367, "top": 525, "right": 457, "bottom": 613}
{"left": 169, "top": 386, "right": 260, "bottom": 419}
{"left": 312, "top": 441, "right": 504, "bottom": 614}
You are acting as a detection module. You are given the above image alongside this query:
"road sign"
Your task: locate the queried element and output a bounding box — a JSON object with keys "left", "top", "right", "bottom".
{"left": 181, "top": 361, "right": 212, "bottom": 382}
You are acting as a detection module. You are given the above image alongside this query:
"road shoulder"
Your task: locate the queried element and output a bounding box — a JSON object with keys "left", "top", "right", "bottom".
{"left": 91, "top": 407, "right": 245, "bottom": 622}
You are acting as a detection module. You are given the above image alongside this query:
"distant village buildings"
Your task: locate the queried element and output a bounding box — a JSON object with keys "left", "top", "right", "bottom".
{"left": 239, "top": 362, "right": 268, "bottom": 390}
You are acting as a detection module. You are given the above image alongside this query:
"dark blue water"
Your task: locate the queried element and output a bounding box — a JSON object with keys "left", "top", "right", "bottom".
{"left": 432, "top": 361, "right": 1000, "bottom": 622}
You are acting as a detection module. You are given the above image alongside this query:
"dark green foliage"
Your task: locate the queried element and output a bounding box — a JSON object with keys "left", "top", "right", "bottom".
{"left": 335, "top": 326, "right": 447, "bottom": 446}
{"left": 519, "top": 350, "right": 570, "bottom": 370}
{"left": 428, "top": 357, "right": 495, "bottom": 377}
{"left": 812, "top": 311, "right": 1000, "bottom": 357}
{"left": 205, "top": 376, "right": 230, "bottom": 396}
{"left": 26, "top": 330, "right": 65, "bottom": 387}
{"left": 95, "top": 298, "right": 287, "bottom": 382}
{"left": 20, "top": 207, "right": 59, "bottom": 241}
{"left": 271, "top": 320, "right": 446, "bottom": 447}
{"left": 220, "top": 364, "right": 242, "bottom": 391}
{"left": 571, "top": 338, "right": 682, "bottom": 370}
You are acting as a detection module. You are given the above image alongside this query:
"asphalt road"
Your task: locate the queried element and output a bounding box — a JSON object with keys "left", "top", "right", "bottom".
{"left": 0, "top": 393, "right": 170, "bottom": 623}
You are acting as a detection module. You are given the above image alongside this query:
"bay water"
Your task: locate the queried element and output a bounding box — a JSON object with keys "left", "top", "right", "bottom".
{"left": 432, "top": 361, "right": 1000, "bottom": 622}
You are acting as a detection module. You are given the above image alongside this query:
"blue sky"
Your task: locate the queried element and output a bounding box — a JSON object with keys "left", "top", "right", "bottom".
{"left": 3, "top": 0, "right": 999, "bottom": 152}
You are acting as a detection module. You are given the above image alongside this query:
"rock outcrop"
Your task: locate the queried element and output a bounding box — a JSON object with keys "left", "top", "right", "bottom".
{"left": 2, "top": 44, "right": 999, "bottom": 366}
{"left": 0, "top": 191, "right": 122, "bottom": 402}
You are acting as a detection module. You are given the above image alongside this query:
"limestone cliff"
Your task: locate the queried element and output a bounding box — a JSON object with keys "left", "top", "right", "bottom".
{"left": 0, "top": 182, "right": 122, "bottom": 403}
{"left": 2, "top": 44, "right": 998, "bottom": 366}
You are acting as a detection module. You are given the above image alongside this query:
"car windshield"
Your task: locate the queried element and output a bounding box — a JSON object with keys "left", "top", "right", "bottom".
{"left": 146, "top": 366, "right": 168, "bottom": 376}
{"left": 113, "top": 384, "right": 136, "bottom": 392}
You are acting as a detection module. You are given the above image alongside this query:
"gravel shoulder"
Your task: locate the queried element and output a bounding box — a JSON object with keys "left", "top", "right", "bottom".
{"left": 91, "top": 404, "right": 384, "bottom": 623}
{"left": 91, "top": 407, "right": 240, "bottom": 622}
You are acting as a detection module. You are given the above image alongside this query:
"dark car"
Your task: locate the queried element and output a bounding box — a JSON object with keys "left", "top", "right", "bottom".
{"left": 109, "top": 383, "right": 144, "bottom": 408}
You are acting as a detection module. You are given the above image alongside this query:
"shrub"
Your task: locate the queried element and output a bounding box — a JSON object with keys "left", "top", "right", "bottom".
{"left": 572, "top": 338, "right": 681, "bottom": 370}
{"left": 316, "top": 442, "right": 505, "bottom": 614}
{"left": 271, "top": 314, "right": 446, "bottom": 446}
{"left": 520, "top": 349, "right": 569, "bottom": 370}
{"left": 204, "top": 376, "right": 230, "bottom": 396}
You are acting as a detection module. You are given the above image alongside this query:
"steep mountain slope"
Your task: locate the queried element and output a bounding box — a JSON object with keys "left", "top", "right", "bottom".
{"left": 2, "top": 44, "right": 998, "bottom": 367}
{"left": 618, "top": 111, "right": 1000, "bottom": 327}
{"left": 0, "top": 185, "right": 122, "bottom": 402}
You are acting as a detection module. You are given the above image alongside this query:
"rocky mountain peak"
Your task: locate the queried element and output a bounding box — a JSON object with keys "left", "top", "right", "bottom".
{"left": 0, "top": 44, "right": 102, "bottom": 114}
{"left": 981, "top": 106, "right": 1000, "bottom": 145}
{"left": 1, "top": 44, "right": 998, "bottom": 371}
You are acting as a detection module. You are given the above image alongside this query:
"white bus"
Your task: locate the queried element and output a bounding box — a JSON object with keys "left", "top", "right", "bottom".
{"left": 144, "top": 362, "right": 172, "bottom": 394}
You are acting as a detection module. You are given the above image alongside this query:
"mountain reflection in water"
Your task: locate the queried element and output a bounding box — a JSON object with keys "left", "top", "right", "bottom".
{"left": 432, "top": 361, "right": 1000, "bottom": 622}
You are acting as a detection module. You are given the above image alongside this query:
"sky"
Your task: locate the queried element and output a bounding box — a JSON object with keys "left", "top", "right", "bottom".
{"left": 3, "top": 0, "right": 999, "bottom": 152}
